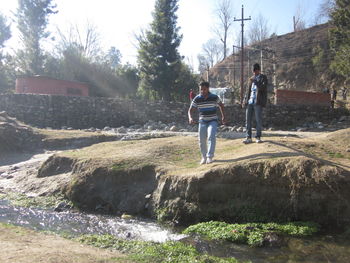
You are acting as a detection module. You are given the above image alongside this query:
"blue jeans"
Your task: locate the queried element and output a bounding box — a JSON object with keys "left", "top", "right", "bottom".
{"left": 198, "top": 120, "right": 218, "bottom": 158}
{"left": 246, "top": 104, "right": 263, "bottom": 138}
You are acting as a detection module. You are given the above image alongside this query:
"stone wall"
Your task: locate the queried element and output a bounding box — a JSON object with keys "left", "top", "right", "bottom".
{"left": 0, "top": 94, "right": 348, "bottom": 129}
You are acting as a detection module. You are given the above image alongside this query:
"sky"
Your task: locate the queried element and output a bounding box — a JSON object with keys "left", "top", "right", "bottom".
{"left": 2, "top": 0, "right": 327, "bottom": 71}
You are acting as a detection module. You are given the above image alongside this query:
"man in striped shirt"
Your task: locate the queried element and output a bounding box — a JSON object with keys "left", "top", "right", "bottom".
{"left": 188, "top": 81, "right": 226, "bottom": 164}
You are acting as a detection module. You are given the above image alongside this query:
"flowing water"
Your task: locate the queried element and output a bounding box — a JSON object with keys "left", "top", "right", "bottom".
{"left": 0, "top": 199, "right": 185, "bottom": 242}
{"left": 1, "top": 198, "right": 350, "bottom": 262}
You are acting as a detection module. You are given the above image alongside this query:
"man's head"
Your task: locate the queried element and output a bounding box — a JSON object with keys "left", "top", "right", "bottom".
{"left": 253, "top": 63, "right": 261, "bottom": 75}
{"left": 199, "top": 81, "right": 210, "bottom": 96}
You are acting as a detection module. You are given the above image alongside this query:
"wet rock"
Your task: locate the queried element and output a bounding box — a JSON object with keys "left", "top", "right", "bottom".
{"left": 10, "top": 166, "right": 19, "bottom": 171}
{"left": 121, "top": 213, "right": 134, "bottom": 220}
{"left": 116, "top": 127, "right": 127, "bottom": 134}
{"left": 54, "top": 202, "right": 72, "bottom": 212}
{"left": 237, "top": 127, "right": 244, "bottom": 132}
{"left": 170, "top": 125, "right": 178, "bottom": 132}
{"left": 263, "top": 232, "right": 284, "bottom": 247}
{"left": 297, "top": 127, "right": 308, "bottom": 132}
{"left": 219, "top": 125, "right": 230, "bottom": 132}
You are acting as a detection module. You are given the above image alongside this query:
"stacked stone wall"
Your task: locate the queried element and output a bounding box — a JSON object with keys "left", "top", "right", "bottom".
{"left": 0, "top": 94, "right": 348, "bottom": 129}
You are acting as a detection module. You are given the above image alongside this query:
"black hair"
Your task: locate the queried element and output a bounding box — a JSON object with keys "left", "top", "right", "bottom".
{"left": 253, "top": 63, "right": 260, "bottom": 71}
{"left": 199, "top": 81, "right": 210, "bottom": 88}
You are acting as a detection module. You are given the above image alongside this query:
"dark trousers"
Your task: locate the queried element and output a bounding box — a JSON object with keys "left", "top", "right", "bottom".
{"left": 246, "top": 104, "right": 263, "bottom": 138}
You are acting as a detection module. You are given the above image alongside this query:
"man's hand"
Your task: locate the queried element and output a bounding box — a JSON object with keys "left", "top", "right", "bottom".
{"left": 221, "top": 116, "right": 227, "bottom": 125}
{"left": 188, "top": 117, "right": 195, "bottom": 124}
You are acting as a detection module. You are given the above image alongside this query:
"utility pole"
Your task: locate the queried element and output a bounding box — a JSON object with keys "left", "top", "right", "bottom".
{"left": 206, "top": 65, "right": 210, "bottom": 82}
{"left": 260, "top": 49, "right": 263, "bottom": 73}
{"left": 272, "top": 52, "right": 277, "bottom": 88}
{"left": 293, "top": 16, "right": 296, "bottom": 32}
{"left": 234, "top": 5, "right": 251, "bottom": 105}
{"left": 232, "top": 45, "right": 236, "bottom": 86}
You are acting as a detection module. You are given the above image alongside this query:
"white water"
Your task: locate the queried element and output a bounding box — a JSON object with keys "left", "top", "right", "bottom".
{"left": 0, "top": 200, "right": 186, "bottom": 242}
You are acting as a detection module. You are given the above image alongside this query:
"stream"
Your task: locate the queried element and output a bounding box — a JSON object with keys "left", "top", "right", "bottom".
{"left": 0, "top": 198, "right": 350, "bottom": 263}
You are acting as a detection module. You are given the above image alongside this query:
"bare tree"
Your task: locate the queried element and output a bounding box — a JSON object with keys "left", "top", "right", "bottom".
{"left": 197, "top": 54, "right": 208, "bottom": 74}
{"left": 247, "top": 13, "right": 271, "bottom": 44}
{"left": 213, "top": 0, "right": 234, "bottom": 59}
{"left": 293, "top": 3, "right": 306, "bottom": 31}
{"left": 56, "top": 20, "right": 102, "bottom": 60}
{"left": 315, "top": 0, "right": 335, "bottom": 24}
{"left": 201, "top": 39, "right": 223, "bottom": 67}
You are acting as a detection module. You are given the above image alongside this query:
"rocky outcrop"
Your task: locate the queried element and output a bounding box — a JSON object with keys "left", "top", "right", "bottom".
{"left": 151, "top": 157, "right": 350, "bottom": 226}
{"left": 38, "top": 152, "right": 350, "bottom": 227}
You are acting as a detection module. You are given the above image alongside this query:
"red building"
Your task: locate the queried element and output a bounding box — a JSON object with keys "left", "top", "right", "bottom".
{"left": 275, "top": 89, "right": 331, "bottom": 107}
{"left": 16, "top": 76, "right": 89, "bottom": 96}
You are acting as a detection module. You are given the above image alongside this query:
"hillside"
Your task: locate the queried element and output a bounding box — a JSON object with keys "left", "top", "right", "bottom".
{"left": 210, "top": 23, "right": 342, "bottom": 94}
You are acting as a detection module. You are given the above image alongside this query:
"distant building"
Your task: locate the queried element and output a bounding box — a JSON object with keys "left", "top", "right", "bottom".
{"left": 16, "top": 76, "right": 89, "bottom": 96}
{"left": 275, "top": 89, "right": 331, "bottom": 106}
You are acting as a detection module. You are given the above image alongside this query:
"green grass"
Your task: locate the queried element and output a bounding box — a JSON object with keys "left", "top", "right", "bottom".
{"left": 0, "top": 192, "right": 70, "bottom": 208}
{"left": 76, "top": 234, "right": 248, "bottom": 263}
{"left": 183, "top": 221, "right": 319, "bottom": 247}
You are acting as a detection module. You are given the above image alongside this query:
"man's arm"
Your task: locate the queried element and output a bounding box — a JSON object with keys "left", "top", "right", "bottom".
{"left": 259, "top": 74, "right": 268, "bottom": 91}
{"left": 188, "top": 106, "right": 196, "bottom": 124}
{"left": 218, "top": 102, "right": 226, "bottom": 125}
{"left": 242, "top": 78, "right": 253, "bottom": 108}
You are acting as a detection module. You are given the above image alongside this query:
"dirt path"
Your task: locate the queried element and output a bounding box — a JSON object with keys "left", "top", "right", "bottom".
{"left": 0, "top": 224, "right": 129, "bottom": 263}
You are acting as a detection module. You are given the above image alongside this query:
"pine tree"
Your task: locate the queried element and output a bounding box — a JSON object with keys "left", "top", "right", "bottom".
{"left": 16, "top": 0, "right": 57, "bottom": 75}
{"left": 0, "top": 13, "right": 11, "bottom": 54}
{"left": 329, "top": 0, "right": 350, "bottom": 80}
{"left": 0, "top": 13, "right": 12, "bottom": 93}
{"left": 137, "top": 0, "right": 183, "bottom": 101}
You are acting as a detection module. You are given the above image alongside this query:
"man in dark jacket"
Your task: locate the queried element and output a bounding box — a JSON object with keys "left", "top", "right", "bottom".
{"left": 242, "top": 63, "right": 268, "bottom": 143}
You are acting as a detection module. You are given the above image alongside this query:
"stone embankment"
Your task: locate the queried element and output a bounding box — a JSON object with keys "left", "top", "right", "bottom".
{"left": 36, "top": 130, "right": 350, "bottom": 228}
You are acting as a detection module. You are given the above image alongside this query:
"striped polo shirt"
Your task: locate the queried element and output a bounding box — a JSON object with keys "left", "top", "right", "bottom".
{"left": 190, "top": 92, "right": 222, "bottom": 122}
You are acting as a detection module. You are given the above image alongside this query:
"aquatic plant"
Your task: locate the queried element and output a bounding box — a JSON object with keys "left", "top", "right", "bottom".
{"left": 77, "top": 234, "right": 247, "bottom": 263}
{"left": 183, "top": 221, "right": 319, "bottom": 247}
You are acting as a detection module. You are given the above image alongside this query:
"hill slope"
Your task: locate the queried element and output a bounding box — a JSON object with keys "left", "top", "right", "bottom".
{"left": 210, "top": 23, "right": 342, "bottom": 94}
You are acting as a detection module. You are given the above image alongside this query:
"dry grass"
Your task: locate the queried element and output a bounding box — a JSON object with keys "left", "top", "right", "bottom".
{"left": 57, "top": 128, "right": 350, "bottom": 175}
{"left": 36, "top": 128, "right": 114, "bottom": 140}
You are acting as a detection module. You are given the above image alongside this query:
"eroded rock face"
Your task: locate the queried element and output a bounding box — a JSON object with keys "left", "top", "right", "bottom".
{"left": 57, "top": 159, "right": 158, "bottom": 215}
{"left": 40, "top": 154, "right": 350, "bottom": 227}
{"left": 150, "top": 157, "right": 350, "bottom": 226}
